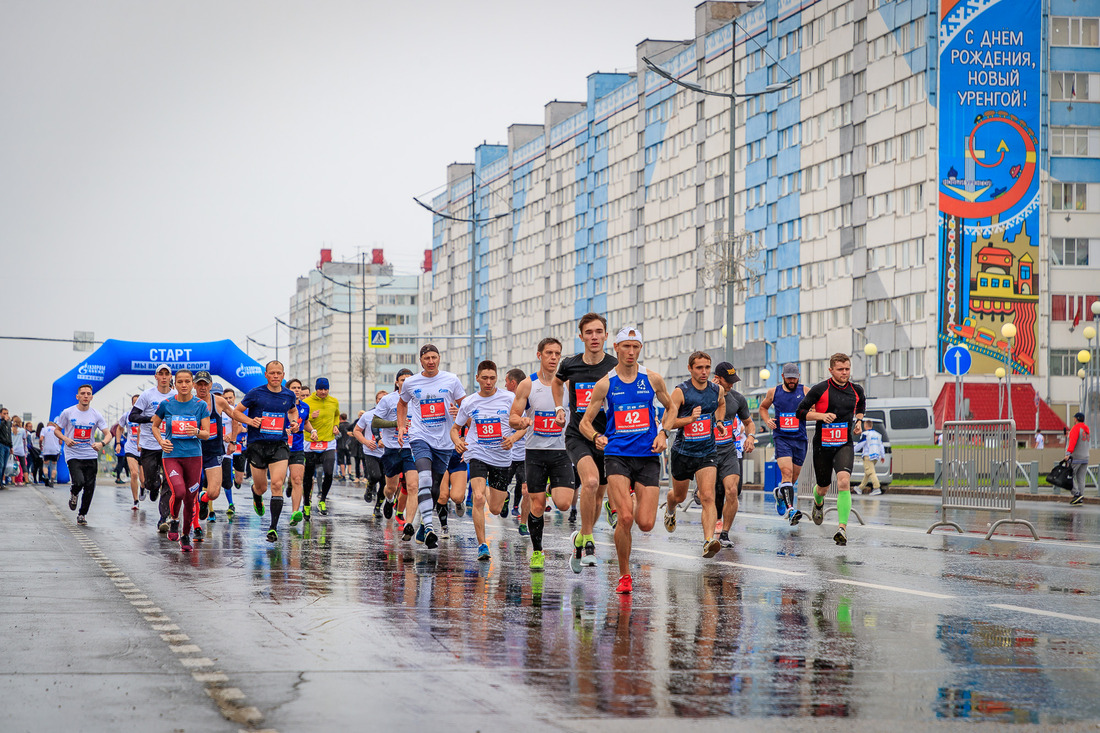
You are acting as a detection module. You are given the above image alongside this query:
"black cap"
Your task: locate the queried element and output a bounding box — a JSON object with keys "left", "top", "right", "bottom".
{"left": 714, "top": 362, "right": 740, "bottom": 384}
{"left": 1075, "top": 412, "right": 1085, "bottom": 421}
{"left": 193, "top": 370, "right": 212, "bottom": 384}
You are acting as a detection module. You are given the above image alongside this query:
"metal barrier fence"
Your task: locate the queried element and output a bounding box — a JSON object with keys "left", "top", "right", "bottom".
{"left": 928, "top": 419, "right": 1038, "bottom": 540}
{"left": 795, "top": 447, "right": 865, "bottom": 526}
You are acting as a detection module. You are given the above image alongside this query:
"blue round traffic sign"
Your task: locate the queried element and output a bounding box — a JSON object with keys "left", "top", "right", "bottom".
{"left": 943, "top": 345, "right": 972, "bottom": 376}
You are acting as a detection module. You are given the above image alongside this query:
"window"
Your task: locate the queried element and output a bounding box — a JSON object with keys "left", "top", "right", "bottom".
{"left": 1051, "top": 127, "right": 1100, "bottom": 157}
{"left": 1052, "top": 182, "right": 1088, "bottom": 211}
{"left": 1052, "top": 237, "right": 1090, "bottom": 266}
{"left": 1052, "top": 17, "right": 1100, "bottom": 47}
{"left": 1051, "top": 72, "right": 1093, "bottom": 101}
{"left": 1050, "top": 348, "right": 1078, "bottom": 377}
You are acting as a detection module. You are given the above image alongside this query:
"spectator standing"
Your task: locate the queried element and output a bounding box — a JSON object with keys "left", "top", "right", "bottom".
{"left": 1065, "top": 412, "right": 1089, "bottom": 506}
{"left": 0, "top": 408, "right": 12, "bottom": 486}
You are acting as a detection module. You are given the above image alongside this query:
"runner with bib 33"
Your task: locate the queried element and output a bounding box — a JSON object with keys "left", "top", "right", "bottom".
{"left": 796, "top": 353, "right": 866, "bottom": 546}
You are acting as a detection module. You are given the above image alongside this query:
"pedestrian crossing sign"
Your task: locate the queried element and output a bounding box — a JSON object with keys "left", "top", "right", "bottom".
{"left": 369, "top": 327, "right": 390, "bottom": 348}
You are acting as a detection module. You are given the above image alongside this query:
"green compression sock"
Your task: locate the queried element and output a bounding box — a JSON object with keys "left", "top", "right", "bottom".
{"left": 837, "top": 490, "right": 852, "bottom": 525}
{"left": 813, "top": 489, "right": 826, "bottom": 506}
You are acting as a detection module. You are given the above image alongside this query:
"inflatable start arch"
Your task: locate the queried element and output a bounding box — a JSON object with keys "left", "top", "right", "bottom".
{"left": 50, "top": 339, "right": 267, "bottom": 482}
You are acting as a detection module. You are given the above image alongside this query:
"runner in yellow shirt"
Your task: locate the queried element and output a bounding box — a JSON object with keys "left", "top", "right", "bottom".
{"left": 302, "top": 378, "right": 341, "bottom": 515}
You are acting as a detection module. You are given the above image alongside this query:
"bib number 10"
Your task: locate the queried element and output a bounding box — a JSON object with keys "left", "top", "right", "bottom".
{"left": 821, "top": 422, "right": 848, "bottom": 447}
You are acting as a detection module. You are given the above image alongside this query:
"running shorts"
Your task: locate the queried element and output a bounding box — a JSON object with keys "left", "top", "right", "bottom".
{"left": 467, "top": 458, "right": 510, "bottom": 491}
{"left": 409, "top": 439, "right": 450, "bottom": 476}
{"left": 288, "top": 450, "right": 306, "bottom": 466}
{"left": 248, "top": 441, "right": 290, "bottom": 469}
{"left": 812, "top": 443, "right": 855, "bottom": 487}
{"left": 670, "top": 450, "right": 717, "bottom": 482}
{"left": 774, "top": 435, "right": 808, "bottom": 466}
{"left": 381, "top": 447, "right": 415, "bottom": 478}
{"left": 565, "top": 434, "right": 607, "bottom": 486}
{"left": 524, "top": 449, "right": 574, "bottom": 494}
{"left": 604, "top": 455, "right": 661, "bottom": 488}
{"left": 447, "top": 449, "right": 468, "bottom": 473}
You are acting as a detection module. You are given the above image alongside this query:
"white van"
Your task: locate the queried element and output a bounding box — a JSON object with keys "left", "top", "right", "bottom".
{"left": 863, "top": 398, "right": 934, "bottom": 445}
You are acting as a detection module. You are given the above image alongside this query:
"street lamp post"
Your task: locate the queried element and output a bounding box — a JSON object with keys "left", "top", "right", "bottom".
{"left": 1085, "top": 300, "right": 1100, "bottom": 447}
{"left": 643, "top": 32, "right": 791, "bottom": 366}
{"left": 1000, "top": 323, "right": 1017, "bottom": 431}
{"left": 995, "top": 366, "right": 1006, "bottom": 419}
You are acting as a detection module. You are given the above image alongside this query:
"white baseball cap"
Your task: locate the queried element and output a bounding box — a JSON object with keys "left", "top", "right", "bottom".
{"left": 614, "top": 326, "right": 644, "bottom": 346}
{"left": 155, "top": 363, "right": 171, "bottom": 374}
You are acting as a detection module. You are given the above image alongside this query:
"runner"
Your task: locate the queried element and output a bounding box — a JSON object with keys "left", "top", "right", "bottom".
{"left": 151, "top": 369, "right": 211, "bottom": 552}
{"left": 55, "top": 384, "right": 111, "bottom": 525}
{"left": 711, "top": 362, "right": 756, "bottom": 546}
{"left": 504, "top": 368, "right": 528, "bottom": 529}
{"left": 115, "top": 394, "right": 142, "bottom": 509}
{"left": 111, "top": 422, "right": 127, "bottom": 485}
{"left": 451, "top": 360, "right": 524, "bottom": 561}
{"left": 284, "top": 378, "right": 315, "bottom": 527}
{"left": 129, "top": 364, "right": 177, "bottom": 532}
{"left": 229, "top": 361, "right": 299, "bottom": 542}
{"left": 758, "top": 362, "right": 807, "bottom": 525}
{"left": 578, "top": 327, "right": 672, "bottom": 594}
{"left": 222, "top": 386, "right": 245, "bottom": 517}
{"left": 509, "top": 337, "right": 575, "bottom": 571}
{"left": 353, "top": 391, "right": 387, "bottom": 518}
{"left": 661, "top": 351, "right": 726, "bottom": 558}
{"left": 193, "top": 371, "right": 237, "bottom": 535}
{"left": 336, "top": 412, "right": 353, "bottom": 483}
{"left": 436, "top": 422, "right": 469, "bottom": 537}
{"left": 40, "top": 418, "right": 62, "bottom": 487}
{"left": 796, "top": 353, "right": 866, "bottom": 546}
{"left": 212, "top": 383, "right": 235, "bottom": 519}
{"left": 396, "top": 345, "right": 466, "bottom": 548}
{"left": 554, "top": 312, "right": 618, "bottom": 572}
{"left": 303, "top": 378, "right": 340, "bottom": 516}
{"left": 370, "top": 369, "right": 415, "bottom": 523}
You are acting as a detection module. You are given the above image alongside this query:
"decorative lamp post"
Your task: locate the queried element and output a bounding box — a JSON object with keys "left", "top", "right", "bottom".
{"left": 759, "top": 368, "right": 771, "bottom": 386}
{"left": 1086, "top": 302, "right": 1100, "bottom": 446}
{"left": 995, "top": 366, "right": 1006, "bottom": 419}
{"left": 1079, "top": 367, "right": 1088, "bottom": 419}
{"left": 1001, "top": 323, "right": 1017, "bottom": 426}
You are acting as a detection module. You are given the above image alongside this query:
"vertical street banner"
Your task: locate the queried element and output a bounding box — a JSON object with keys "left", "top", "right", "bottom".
{"left": 937, "top": 0, "right": 1042, "bottom": 375}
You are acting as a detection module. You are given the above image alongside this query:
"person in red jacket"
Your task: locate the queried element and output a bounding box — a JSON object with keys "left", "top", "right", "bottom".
{"left": 1065, "top": 412, "right": 1089, "bottom": 505}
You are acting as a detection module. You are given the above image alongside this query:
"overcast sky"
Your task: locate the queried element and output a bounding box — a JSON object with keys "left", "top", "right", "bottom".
{"left": 1, "top": 0, "right": 696, "bottom": 423}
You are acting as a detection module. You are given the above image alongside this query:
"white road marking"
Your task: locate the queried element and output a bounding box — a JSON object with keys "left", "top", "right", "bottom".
{"left": 989, "top": 603, "right": 1100, "bottom": 625}
{"left": 36, "top": 488, "right": 278, "bottom": 732}
{"left": 828, "top": 578, "right": 954, "bottom": 599}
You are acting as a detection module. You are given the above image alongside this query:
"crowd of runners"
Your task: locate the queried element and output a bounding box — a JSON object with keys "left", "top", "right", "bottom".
{"left": 39, "top": 311, "right": 869, "bottom": 594}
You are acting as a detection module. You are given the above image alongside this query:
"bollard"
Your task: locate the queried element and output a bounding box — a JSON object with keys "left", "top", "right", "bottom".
{"left": 1028, "top": 461, "right": 1038, "bottom": 494}
{"left": 934, "top": 458, "right": 942, "bottom": 490}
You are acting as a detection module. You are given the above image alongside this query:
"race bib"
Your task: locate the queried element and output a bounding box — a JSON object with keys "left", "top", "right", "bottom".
{"left": 309, "top": 441, "right": 329, "bottom": 451}
{"left": 683, "top": 416, "right": 712, "bottom": 441}
{"left": 714, "top": 420, "right": 734, "bottom": 445}
{"left": 532, "top": 410, "right": 562, "bottom": 436}
{"left": 171, "top": 418, "right": 197, "bottom": 437}
{"left": 73, "top": 426, "right": 93, "bottom": 444}
{"left": 259, "top": 412, "right": 285, "bottom": 436}
{"left": 575, "top": 383, "right": 595, "bottom": 410}
{"left": 613, "top": 403, "right": 650, "bottom": 434}
{"left": 419, "top": 397, "right": 446, "bottom": 424}
{"left": 287, "top": 433, "right": 294, "bottom": 448}
{"left": 474, "top": 417, "right": 503, "bottom": 443}
{"left": 778, "top": 413, "right": 799, "bottom": 432}
{"left": 130, "top": 424, "right": 139, "bottom": 440}
{"left": 821, "top": 422, "right": 848, "bottom": 447}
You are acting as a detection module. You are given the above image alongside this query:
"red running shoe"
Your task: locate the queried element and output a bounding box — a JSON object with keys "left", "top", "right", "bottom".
{"left": 615, "top": 574, "right": 633, "bottom": 595}
{"left": 179, "top": 534, "right": 193, "bottom": 552}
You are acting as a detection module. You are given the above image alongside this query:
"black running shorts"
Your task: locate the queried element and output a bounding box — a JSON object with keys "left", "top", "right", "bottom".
{"left": 812, "top": 443, "right": 855, "bottom": 487}
{"left": 525, "top": 449, "right": 574, "bottom": 494}
{"left": 604, "top": 455, "right": 661, "bottom": 488}
{"left": 248, "top": 440, "right": 290, "bottom": 469}
{"left": 565, "top": 434, "right": 607, "bottom": 485}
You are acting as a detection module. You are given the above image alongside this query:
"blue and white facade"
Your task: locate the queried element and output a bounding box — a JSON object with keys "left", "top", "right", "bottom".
{"left": 424, "top": 0, "right": 1100, "bottom": 419}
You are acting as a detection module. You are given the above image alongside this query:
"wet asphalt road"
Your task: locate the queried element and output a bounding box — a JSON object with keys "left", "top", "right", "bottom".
{"left": 3, "top": 478, "right": 1100, "bottom": 733}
